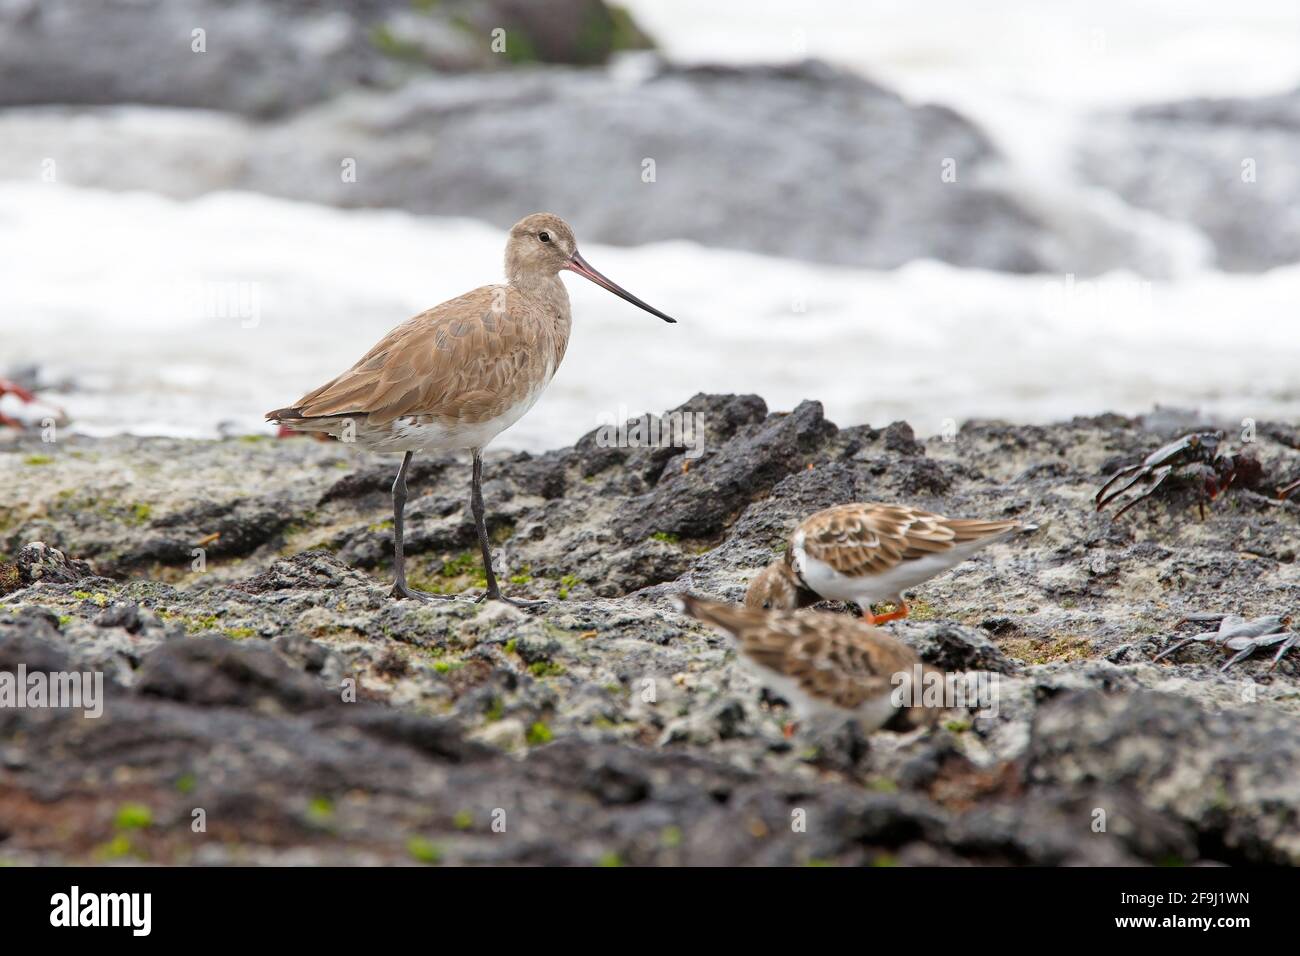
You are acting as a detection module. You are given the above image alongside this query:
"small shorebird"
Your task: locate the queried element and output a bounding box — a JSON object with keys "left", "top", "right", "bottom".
{"left": 268, "top": 213, "right": 676, "bottom": 606}
{"left": 746, "top": 503, "right": 1032, "bottom": 623}
{"left": 676, "top": 595, "right": 944, "bottom": 733}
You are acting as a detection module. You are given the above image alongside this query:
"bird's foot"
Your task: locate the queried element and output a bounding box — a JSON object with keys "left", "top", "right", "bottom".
{"left": 390, "top": 582, "right": 456, "bottom": 603}
{"left": 863, "top": 601, "right": 910, "bottom": 625}
{"left": 475, "top": 589, "right": 547, "bottom": 610}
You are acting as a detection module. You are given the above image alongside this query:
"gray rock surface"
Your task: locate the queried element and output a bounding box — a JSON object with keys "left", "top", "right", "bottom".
{"left": 0, "top": 0, "right": 649, "bottom": 117}
{"left": 1, "top": 58, "right": 1111, "bottom": 273}
{"left": 246, "top": 60, "right": 1058, "bottom": 273}
{"left": 1080, "top": 87, "right": 1300, "bottom": 271}
{"left": 2, "top": 394, "right": 1299, "bottom": 864}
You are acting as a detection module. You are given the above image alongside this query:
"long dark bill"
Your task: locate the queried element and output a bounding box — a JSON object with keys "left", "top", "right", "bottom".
{"left": 564, "top": 250, "right": 677, "bottom": 324}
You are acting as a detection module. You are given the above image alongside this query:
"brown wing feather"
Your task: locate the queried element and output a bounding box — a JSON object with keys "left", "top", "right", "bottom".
{"left": 780, "top": 630, "right": 906, "bottom": 709}
{"left": 677, "top": 596, "right": 921, "bottom": 711}
{"left": 799, "top": 503, "right": 1019, "bottom": 574}
{"left": 277, "top": 286, "right": 564, "bottom": 427}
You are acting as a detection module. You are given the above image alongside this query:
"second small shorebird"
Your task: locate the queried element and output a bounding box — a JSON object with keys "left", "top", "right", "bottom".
{"left": 676, "top": 595, "right": 945, "bottom": 733}
{"left": 268, "top": 213, "right": 676, "bottom": 606}
{"left": 746, "top": 503, "right": 1033, "bottom": 623}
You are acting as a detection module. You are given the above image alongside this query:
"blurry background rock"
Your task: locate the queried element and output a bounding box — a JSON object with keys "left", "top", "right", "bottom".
{"left": 2, "top": 0, "right": 1298, "bottom": 444}
{"left": 0, "top": 0, "right": 653, "bottom": 115}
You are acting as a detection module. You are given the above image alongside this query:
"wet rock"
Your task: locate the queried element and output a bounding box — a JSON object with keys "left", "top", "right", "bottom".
{"left": 883, "top": 421, "right": 925, "bottom": 457}
{"left": 232, "top": 551, "right": 372, "bottom": 594}
{"left": 1028, "top": 690, "right": 1300, "bottom": 864}
{"left": 900, "top": 623, "right": 1017, "bottom": 675}
{"left": 1, "top": 60, "right": 1127, "bottom": 274}
{"left": 93, "top": 601, "right": 146, "bottom": 634}
{"left": 249, "top": 60, "right": 1058, "bottom": 273}
{"left": 1080, "top": 87, "right": 1300, "bottom": 272}
{"left": 1, "top": 400, "right": 1298, "bottom": 864}
{"left": 15, "top": 541, "right": 93, "bottom": 586}
{"left": 620, "top": 399, "right": 837, "bottom": 542}
{"left": 0, "top": 616, "right": 72, "bottom": 670}
{"left": 949, "top": 790, "right": 1195, "bottom": 865}
{"left": 320, "top": 454, "right": 456, "bottom": 504}
{"left": 135, "top": 636, "right": 337, "bottom": 713}
{"left": 0, "top": 0, "right": 652, "bottom": 117}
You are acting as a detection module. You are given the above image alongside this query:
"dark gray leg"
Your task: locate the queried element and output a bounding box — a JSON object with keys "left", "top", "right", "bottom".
{"left": 471, "top": 449, "right": 544, "bottom": 609}
{"left": 390, "top": 451, "right": 450, "bottom": 602}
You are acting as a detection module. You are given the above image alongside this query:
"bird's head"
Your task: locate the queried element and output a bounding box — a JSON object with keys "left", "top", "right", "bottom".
{"left": 744, "top": 560, "right": 809, "bottom": 611}
{"left": 505, "top": 213, "right": 676, "bottom": 324}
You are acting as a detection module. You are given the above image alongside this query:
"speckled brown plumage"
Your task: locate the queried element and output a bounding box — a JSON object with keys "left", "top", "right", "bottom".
{"left": 797, "top": 503, "right": 1021, "bottom": 577}
{"left": 678, "top": 595, "right": 945, "bottom": 729}
{"left": 746, "top": 502, "right": 1031, "bottom": 617}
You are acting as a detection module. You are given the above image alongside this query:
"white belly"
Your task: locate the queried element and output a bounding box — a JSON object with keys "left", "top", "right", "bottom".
{"left": 735, "top": 656, "right": 900, "bottom": 733}
{"left": 364, "top": 367, "right": 554, "bottom": 454}
{"left": 794, "top": 538, "right": 993, "bottom": 605}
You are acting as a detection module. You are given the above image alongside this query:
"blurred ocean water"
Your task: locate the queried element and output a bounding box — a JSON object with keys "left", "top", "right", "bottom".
{"left": 3, "top": 1, "right": 1299, "bottom": 450}
{"left": 3, "top": 182, "right": 1297, "bottom": 450}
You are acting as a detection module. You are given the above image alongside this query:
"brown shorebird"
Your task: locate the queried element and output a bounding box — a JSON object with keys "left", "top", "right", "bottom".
{"left": 268, "top": 213, "right": 675, "bottom": 606}
{"left": 676, "top": 595, "right": 945, "bottom": 733}
{"left": 745, "top": 503, "right": 1033, "bottom": 623}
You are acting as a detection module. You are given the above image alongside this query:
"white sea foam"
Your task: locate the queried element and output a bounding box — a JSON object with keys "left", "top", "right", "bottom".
{"left": 620, "top": 0, "right": 1300, "bottom": 109}
{"left": 2, "top": 183, "right": 1297, "bottom": 452}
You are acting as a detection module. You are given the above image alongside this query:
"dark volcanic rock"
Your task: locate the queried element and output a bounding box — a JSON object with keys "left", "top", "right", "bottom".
{"left": 1, "top": 59, "right": 1138, "bottom": 274}
{"left": 14, "top": 541, "right": 93, "bottom": 586}
{"left": 620, "top": 399, "right": 837, "bottom": 543}
{"left": 900, "top": 623, "right": 1018, "bottom": 675}
{"left": 232, "top": 550, "right": 372, "bottom": 594}
{"left": 1028, "top": 690, "right": 1300, "bottom": 864}
{"left": 135, "top": 635, "right": 338, "bottom": 713}
{"left": 2, "top": 399, "right": 1299, "bottom": 864}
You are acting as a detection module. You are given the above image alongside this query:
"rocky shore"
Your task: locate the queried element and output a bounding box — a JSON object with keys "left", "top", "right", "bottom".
{"left": 2, "top": 394, "right": 1299, "bottom": 865}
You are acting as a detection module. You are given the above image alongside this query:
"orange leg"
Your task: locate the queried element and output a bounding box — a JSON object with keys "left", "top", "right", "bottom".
{"left": 782, "top": 721, "right": 798, "bottom": 739}
{"left": 862, "top": 600, "right": 910, "bottom": 625}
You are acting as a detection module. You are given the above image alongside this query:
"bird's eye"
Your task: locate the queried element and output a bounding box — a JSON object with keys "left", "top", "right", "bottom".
{"left": 538, "top": 231, "right": 551, "bottom": 243}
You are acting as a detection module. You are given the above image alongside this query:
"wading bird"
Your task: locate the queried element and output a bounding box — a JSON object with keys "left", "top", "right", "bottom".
{"left": 268, "top": 214, "right": 676, "bottom": 606}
